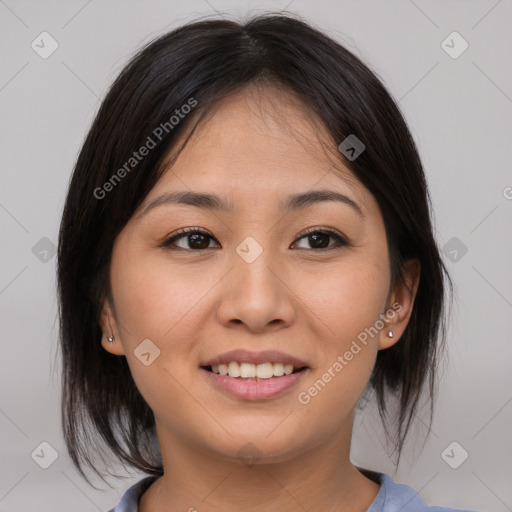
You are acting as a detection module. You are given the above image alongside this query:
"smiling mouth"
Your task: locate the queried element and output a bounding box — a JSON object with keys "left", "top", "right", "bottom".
{"left": 201, "top": 362, "right": 309, "bottom": 380}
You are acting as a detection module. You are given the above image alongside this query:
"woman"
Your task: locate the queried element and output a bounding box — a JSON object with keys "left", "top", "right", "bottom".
{"left": 57, "top": 12, "right": 478, "bottom": 512}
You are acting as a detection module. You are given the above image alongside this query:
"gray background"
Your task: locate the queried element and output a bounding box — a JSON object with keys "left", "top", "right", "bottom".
{"left": 1, "top": 0, "right": 511, "bottom": 510}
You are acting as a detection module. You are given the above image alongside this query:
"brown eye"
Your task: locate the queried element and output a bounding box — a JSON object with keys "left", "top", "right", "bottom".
{"left": 162, "top": 228, "right": 219, "bottom": 250}
{"left": 291, "top": 229, "right": 349, "bottom": 251}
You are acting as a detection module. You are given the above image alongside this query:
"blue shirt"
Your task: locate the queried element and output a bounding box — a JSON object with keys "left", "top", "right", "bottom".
{"left": 107, "top": 472, "right": 478, "bottom": 511}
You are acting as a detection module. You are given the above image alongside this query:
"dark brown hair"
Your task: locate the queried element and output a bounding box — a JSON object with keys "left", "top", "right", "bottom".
{"left": 57, "top": 12, "right": 452, "bottom": 487}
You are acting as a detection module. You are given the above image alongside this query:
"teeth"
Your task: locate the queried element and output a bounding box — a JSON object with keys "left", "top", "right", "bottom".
{"left": 283, "top": 364, "right": 293, "bottom": 375}
{"left": 273, "top": 362, "right": 284, "bottom": 376}
{"left": 256, "top": 363, "right": 273, "bottom": 379}
{"left": 240, "top": 362, "right": 256, "bottom": 378}
{"left": 209, "top": 362, "right": 302, "bottom": 379}
{"left": 228, "top": 361, "right": 240, "bottom": 377}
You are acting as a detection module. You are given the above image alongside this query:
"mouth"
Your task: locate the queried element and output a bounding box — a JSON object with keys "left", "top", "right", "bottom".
{"left": 199, "top": 349, "right": 310, "bottom": 399}
{"left": 199, "top": 351, "right": 311, "bottom": 400}
{"left": 201, "top": 362, "right": 309, "bottom": 380}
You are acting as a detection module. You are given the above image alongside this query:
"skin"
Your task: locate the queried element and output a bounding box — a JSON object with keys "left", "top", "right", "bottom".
{"left": 100, "top": 85, "right": 420, "bottom": 512}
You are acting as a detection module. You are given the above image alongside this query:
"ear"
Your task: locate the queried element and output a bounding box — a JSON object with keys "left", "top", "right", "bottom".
{"left": 99, "top": 298, "right": 126, "bottom": 356}
{"left": 378, "top": 259, "right": 421, "bottom": 350}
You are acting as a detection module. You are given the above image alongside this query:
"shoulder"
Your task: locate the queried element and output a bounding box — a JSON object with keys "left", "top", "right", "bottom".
{"left": 366, "top": 471, "right": 480, "bottom": 512}
{"left": 107, "top": 476, "right": 159, "bottom": 512}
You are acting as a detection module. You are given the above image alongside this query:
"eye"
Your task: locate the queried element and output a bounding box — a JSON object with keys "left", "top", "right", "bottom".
{"left": 291, "top": 227, "right": 349, "bottom": 251}
{"left": 161, "top": 227, "right": 219, "bottom": 250}
{"left": 161, "top": 227, "right": 350, "bottom": 252}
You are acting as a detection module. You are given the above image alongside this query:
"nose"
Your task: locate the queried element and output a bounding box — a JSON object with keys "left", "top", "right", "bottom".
{"left": 216, "top": 248, "right": 296, "bottom": 333}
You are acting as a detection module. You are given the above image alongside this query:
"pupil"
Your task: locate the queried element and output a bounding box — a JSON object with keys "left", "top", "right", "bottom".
{"left": 190, "top": 234, "right": 209, "bottom": 249}
{"left": 310, "top": 233, "right": 328, "bottom": 249}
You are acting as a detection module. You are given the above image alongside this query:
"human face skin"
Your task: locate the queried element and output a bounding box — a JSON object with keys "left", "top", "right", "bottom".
{"left": 101, "top": 86, "right": 420, "bottom": 512}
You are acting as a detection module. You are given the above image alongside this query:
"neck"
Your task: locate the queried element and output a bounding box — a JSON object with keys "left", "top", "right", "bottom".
{"left": 140, "top": 416, "right": 380, "bottom": 512}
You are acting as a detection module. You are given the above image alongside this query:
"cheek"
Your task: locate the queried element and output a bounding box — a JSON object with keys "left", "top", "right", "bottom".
{"left": 297, "top": 252, "right": 390, "bottom": 342}
{"left": 109, "top": 244, "right": 207, "bottom": 420}
{"left": 110, "top": 241, "right": 213, "bottom": 343}
{"left": 291, "top": 254, "right": 389, "bottom": 415}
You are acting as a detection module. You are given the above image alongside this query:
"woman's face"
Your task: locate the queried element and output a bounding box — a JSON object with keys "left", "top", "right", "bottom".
{"left": 101, "top": 87, "right": 418, "bottom": 464}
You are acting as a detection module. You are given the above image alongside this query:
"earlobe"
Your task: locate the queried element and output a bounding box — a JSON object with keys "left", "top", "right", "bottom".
{"left": 378, "top": 259, "right": 421, "bottom": 350}
{"left": 99, "top": 301, "right": 126, "bottom": 356}
{"left": 376, "top": 328, "right": 395, "bottom": 351}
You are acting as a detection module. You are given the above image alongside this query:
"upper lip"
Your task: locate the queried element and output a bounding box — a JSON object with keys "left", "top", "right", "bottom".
{"left": 200, "top": 349, "right": 309, "bottom": 368}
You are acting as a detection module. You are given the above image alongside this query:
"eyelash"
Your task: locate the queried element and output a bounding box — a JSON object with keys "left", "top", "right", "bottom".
{"left": 161, "top": 226, "right": 350, "bottom": 252}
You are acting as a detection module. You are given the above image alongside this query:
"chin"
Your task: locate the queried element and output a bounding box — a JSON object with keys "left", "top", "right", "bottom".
{"left": 210, "top": 428, "right": 310, "bottom": 465}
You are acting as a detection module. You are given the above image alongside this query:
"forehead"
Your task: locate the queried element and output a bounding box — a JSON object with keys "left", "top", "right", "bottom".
{"left": 144, "top": 86, "right": 374, "bottom": 216}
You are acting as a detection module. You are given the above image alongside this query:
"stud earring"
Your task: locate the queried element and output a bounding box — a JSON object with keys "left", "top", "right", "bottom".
{"left": 106, "top": 312, "right": 115, "bottom": 342}
{"left": 387, "top": 331, "right": 394, "bottom": 338}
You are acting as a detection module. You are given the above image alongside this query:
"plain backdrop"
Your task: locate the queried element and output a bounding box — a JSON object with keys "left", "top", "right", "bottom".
{"left": 1, "top": 1, "right": 511, "bottom": 511}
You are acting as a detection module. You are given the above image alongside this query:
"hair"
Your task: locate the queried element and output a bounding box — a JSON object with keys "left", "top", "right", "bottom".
{"left": 57, "top": 11, "right": 453, "bottom": 487}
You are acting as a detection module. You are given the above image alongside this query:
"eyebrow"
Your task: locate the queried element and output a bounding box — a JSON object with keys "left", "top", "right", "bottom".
{"left": 137, "top": 189, "right": 364, "bottom": 219}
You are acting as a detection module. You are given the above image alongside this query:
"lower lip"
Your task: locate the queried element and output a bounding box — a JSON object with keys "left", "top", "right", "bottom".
{"left": 200, "top": 368, "right": 309, "bottom": 400}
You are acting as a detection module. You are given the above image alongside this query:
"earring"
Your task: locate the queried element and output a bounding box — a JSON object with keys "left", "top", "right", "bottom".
{"left": 106, "top": 312, "right": 114, "bottom": 343}
{"left": 387, "top": 331, "right": 394, "bottom": 338}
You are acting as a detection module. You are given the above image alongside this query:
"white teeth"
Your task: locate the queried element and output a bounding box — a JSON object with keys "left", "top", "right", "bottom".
{"left": 228, "top": 361, "right": 241, "bottom": 377}
{"left": 273, "top": 362, "right": 284, "bottom": 376}
{"left": 209, "top": 362, "right": 303, "bottom": 379}
{"left": 240, "top": 362, "right": 256, "bottom": 378}
{"left": 256, "top": 363, "right": 274, "bottom": 379}
{"left": 283, "top": 364, "right": 293, "bottom": 375}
